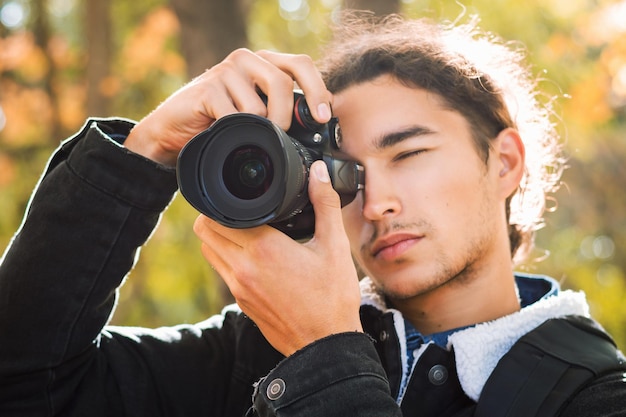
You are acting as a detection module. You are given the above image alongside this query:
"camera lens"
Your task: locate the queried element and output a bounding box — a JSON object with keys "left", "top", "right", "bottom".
{"left": 177, "top": 95, "right": 364, "bottom": 240}
{"left": 223, "top": 145, "right": 274, "bottom": 200}
{"left": 177, "top": 113, "right": 311, "bottom": 228}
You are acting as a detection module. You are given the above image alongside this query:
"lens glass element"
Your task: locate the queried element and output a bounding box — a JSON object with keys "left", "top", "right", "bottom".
{"left": 223, "top": 145, "right": 274, "bottom": 200}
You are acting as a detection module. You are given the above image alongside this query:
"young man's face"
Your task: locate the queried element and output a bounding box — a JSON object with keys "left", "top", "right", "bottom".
{"left": 333, "top": 75, "right": 508, "bottom": 302}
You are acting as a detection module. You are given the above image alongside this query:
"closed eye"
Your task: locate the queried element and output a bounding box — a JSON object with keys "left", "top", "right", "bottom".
{"left": 394, "top": 149, "right": 426, "bottom": 162}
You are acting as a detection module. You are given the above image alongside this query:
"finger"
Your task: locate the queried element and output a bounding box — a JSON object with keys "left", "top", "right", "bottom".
{"left": 217, "top": 66, "right": 269, "bottom": 116}
{"left": 193, "top": 216, "right": 243, "bottom": 273}
{"left": 193, "top": 214, "right": 277, "bottom": 255}
{"left": 191, "top": 49, "right": 294, "bottom": 129}
{"left": 194, "top": 82, "right": 240, "bottom": 122}
{"left": 256, "top": 50, "right": 332, "bottom": 124}
{"left": 193, "top": 215, "right": 251, "bottom": 295}
{"left": 193, "top": 215, "right": 245, "bottom": 249}
{"left": 220, "top": 49, "right": 296, "bottom": 129}
{"left": 193, "top": 215, "right": 286, "bottom": 305}
{"left": 192, "top": 61, "right": 265, "bottom": 119}
{"left": 193, "top": 218, "right": 232, "bottom": 276}
{"left": 308, "top": 161, "right": 345, "bottom": 244}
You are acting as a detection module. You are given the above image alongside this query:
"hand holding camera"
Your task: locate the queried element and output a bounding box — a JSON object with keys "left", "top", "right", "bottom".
{"left": 123, "top": 48, "right": 333, "bottom": 167}
{"left": 125, "top": 49, "right": 364, "bottom": 355}
{"left": 177, "top": 91, "right": 364, "bottom": 240}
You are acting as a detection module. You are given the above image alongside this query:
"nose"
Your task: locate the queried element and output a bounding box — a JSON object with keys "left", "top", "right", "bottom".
{"left": 361, "top": 170, "right": 402, "bottom": 221}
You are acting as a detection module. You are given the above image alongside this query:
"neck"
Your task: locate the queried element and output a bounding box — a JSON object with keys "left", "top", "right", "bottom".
{"left": 389, "top": 265, "right": 521, "bottom": 336}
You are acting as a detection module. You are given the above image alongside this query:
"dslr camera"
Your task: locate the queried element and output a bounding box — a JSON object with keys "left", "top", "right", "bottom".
{"left": 176, "top": 91, "right": 365, "bottom": 240}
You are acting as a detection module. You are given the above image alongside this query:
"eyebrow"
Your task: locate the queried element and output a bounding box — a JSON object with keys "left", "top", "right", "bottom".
{"left": 375, "top": 125, "right": 436, "bottom": 150}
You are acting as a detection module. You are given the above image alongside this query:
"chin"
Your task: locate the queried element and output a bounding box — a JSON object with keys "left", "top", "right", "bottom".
{"left": 370, "top": 274, "right": 429, "bottom": 300}
{"left": 383, "top": 285, "right": 430, "bottom": 301}
{"left": 368, "top": 264, "right": 449, "bottom": 300}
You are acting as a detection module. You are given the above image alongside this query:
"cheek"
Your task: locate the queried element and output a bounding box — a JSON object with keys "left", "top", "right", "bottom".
{"left": 411, "top": 168, "right": 483, "bottom": 224}
{"left": 435, "top": 170, "right": 497, "bottom": 231}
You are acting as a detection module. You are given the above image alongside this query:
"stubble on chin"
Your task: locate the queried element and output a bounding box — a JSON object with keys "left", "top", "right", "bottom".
{"left": 361, "top": 233, "right": 489, "bottom": 303}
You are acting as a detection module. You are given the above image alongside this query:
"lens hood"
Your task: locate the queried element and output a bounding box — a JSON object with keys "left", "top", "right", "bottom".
{"left": 177, "top": 113, "right": 310, "bottom": 230}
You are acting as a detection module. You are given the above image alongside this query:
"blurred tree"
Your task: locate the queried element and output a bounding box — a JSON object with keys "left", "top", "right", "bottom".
{"left": 161, "top": 0, "right": 251, "bottom": 307}
{"left": 85, "top": 0, "right": 113, "bottom": 116}
{"left": 169, "top": 0, "right": 249, "bottom": 78}
{"left": 30, "top": 0, "right": 60, "bottom": 141}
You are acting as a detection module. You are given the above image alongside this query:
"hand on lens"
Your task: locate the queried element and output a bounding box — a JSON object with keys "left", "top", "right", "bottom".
{"left": 124, "top": 49, "right": 333, "bottom": 166}
{"left": 193, "top": 161, "right": 363, "bottom": 356}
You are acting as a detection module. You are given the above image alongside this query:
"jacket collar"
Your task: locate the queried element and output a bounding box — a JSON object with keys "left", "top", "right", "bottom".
{"left": 449, "top": 288, "right": 589, "bottom": 401}
{"left": 359, "top": 274, "right": 591, "bottom": 402}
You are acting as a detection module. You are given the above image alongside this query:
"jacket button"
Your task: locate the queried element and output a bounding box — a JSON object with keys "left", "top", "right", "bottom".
{"left": 266, "top": 378, "right": 286, "bottom": 400}
{"left": 428, "top": 365, "right": 448, "bottom": 386}
{"left": 379, "top": 330, "right": 389, "bottom": 341}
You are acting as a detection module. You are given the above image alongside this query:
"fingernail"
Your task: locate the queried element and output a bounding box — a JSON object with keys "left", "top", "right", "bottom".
{"left": 314, "top": 162, "right": 330, "bottom": 183}
{"left": 317, "top": 102, "right": 331, "bottom": 121}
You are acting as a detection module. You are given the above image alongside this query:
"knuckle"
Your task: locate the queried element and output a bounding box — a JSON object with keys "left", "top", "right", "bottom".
{"left": 210, "top": 59, "right": 239, "bottom": 77}
{"left": 243, "top": 231, "right": 271, "bottom": 256}
{"left": 324, "top": 192, "right": 342, "bottom": 209}
{"left": 248, "top": 240, "right": 272, "bottom": 259}
{"left": 210, "top": 49, "right": 255, "bottom": 76}
{"left": 227, "top": 282, "right": 246, "bottom": 302}
{"left": 317, "top": 184, "right": 342, "bottom": 208}
{"left": 208, "top": 48, "right": 253, "bottom": 74}
{"left": 267, "top": 71, "right": 296, "bottom": 90}
{"left": 239, "top": 100, "right": 267, "bottom": 116}
{"left": 229, "top": 262, "right": 251, "bottom": 285}
{"left": 227, "top": 47, "right": 254, "bottom": 61}
{"left": 229, "top": 270, "right": 258, "bottom": 303}
{"left": 255, "top": 48, "right": 274, "bottom": 57}
{"left": 288, "top": 53, "right": 314, "bottom": 66}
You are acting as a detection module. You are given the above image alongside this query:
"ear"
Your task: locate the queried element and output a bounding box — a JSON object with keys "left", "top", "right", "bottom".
{"left": 494, "top": 128, "right": 525, "bottom": 200}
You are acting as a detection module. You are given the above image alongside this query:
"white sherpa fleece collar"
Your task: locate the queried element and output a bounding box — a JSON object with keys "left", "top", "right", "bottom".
{"left": 358, "top": 276, "right": 591, "bottom": 402}
{"left": 448, "top": 289, "right": 589, "bottom": 401}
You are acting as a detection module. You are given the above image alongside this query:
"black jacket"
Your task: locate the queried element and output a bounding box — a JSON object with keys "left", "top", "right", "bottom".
{"left": 1, "top": 119, "right": 624, "bottom": 417}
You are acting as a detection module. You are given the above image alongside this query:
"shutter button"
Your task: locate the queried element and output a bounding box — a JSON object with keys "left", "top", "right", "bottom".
{"left": 266, "top": 378, "right": 286, "bottom": 400}
{"left": 428, "top": 365, "right": 448, "bottom": 386}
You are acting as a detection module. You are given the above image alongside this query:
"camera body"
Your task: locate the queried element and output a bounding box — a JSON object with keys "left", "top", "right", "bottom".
{"left": 176, "top": 91, "right": 364, "bottom": 240}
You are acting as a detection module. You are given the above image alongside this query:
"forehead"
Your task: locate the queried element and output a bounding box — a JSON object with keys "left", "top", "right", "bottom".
{"left": 332, "top": 75, "right": 473, "bottom": 153}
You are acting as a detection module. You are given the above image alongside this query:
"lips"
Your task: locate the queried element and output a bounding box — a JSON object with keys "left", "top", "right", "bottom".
{"left": 370, "top": 233, "right": 422, "bottom": 261}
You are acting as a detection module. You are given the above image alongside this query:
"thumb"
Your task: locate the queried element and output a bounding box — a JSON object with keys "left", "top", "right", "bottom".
{"left": 309, "top": 160, "right": 344, "bottom": 241}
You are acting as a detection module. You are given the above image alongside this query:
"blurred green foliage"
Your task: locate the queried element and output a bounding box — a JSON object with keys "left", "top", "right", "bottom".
{"left": 1, "top": 0, "right": 626, "bottom": 349}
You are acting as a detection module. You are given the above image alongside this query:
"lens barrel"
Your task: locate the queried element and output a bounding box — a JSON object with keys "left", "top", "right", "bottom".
{"left": 177, "top": 113, "right": 311, "bottom": 231}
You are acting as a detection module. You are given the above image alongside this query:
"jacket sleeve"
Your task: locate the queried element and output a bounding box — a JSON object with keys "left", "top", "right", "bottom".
{"left": 252, "top": 332, "right": 402, "bottom": 417}
{"left": 0, "top": 119, "right": 181, "bottom": 415}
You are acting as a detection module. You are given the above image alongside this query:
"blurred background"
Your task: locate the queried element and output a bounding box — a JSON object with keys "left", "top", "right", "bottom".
{"left": 1, "top": 0, "right": 625, "bottom": 348}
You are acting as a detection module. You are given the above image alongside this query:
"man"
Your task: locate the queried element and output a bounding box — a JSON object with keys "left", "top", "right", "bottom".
{"left": 1, "top": 12, "right": 624, "bottom": 417}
